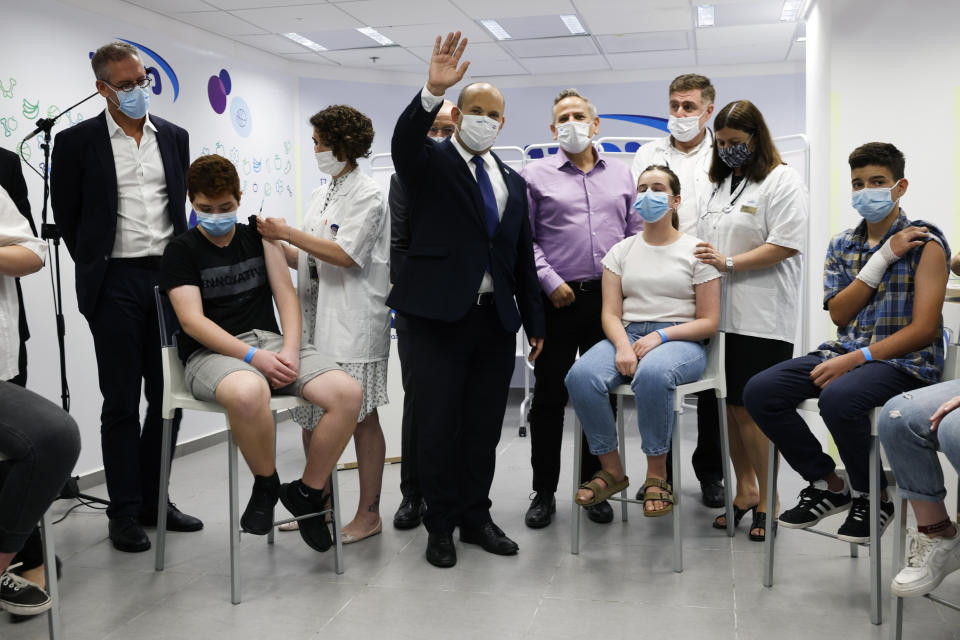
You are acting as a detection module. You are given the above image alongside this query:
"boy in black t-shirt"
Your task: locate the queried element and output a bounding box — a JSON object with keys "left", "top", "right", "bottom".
{"left": 161, "top": 155, "right": 361, "bottom": 552}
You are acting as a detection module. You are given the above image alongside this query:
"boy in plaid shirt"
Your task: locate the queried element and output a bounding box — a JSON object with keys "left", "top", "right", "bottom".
{"left": 744, "top": 142, "right": 949, "bottom": 543}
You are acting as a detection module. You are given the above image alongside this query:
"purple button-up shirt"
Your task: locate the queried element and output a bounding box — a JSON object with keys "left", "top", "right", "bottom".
{"left": 520, "top": 148, "right": 640, "bottom": 296}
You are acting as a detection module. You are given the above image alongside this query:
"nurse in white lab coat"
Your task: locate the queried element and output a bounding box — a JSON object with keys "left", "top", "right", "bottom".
{"left": 693, "top": 99, "right": 808, "bottom": 542}
{"left": 259, "top": 105, "right": 391, "bottom": 544}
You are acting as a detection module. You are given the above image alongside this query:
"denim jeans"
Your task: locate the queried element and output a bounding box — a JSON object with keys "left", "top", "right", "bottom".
{"left": 878, "top": 379, "right": 960, "bottom": 503}
{"left": 565, "top": 321, "right": 706, "bottom": 457}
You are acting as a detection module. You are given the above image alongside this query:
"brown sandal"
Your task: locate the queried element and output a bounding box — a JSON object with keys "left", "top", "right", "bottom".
{"left": 641, "top": 478, "right": 674, "bottom": 517}
{"left": 576, "top": 470, "right": 630, "bottom": 506}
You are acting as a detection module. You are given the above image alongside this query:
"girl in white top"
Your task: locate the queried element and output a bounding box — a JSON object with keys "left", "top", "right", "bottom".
{"left": 566, "top": 166, "right": 721, "bottom": 516}
{"left": 694, "top": 99, "right": 808, "bottom": 540}
{"left": 259, "top": 105, "right": 390, "bottom": 544}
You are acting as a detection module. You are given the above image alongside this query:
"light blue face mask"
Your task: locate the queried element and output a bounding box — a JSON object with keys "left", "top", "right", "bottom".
{"left": 633, "top": 191, "right": 672, "bottom": 223}
{"left": 111, "top": 86, "right": 150, "bottom": 119}
{"left": 852, "top": 181, "right": 901, "bottom": 223}
{"left": 197, "top": 211, "right": 237, "bottom": 236}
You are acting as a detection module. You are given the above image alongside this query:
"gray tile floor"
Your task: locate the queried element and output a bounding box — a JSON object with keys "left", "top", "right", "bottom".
{"left": 6, "top": 395, "right": 960, "bottom": 639}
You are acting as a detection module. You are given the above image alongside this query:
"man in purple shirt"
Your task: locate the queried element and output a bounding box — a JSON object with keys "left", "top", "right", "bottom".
{"left": 520, "top": 88, "right": 640, "bottom": 529}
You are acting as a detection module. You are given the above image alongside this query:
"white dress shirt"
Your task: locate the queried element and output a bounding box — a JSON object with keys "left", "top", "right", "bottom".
{"left": 105, "top": 110, "right": 173, "bottom": 257}
{"left": 0, "top": 187, "right": 46, "bottom": 380}
{"left": 421, "top": 86, "right": 506, "bottom": 293}
{"left": 630, "top": 131, "right": 713, "bottom": 235}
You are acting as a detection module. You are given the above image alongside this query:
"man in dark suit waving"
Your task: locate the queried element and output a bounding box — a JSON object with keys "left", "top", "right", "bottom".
{"left": 51, "top": 42, "right": 202, "bottom": 553}
{"left": 389, "top": 32, "right": 545, "bottom": 568}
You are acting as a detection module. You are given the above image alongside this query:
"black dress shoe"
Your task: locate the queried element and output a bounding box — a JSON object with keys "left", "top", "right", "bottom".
{"left": 140, "top": 502, "right": 204, "bottom": 532}
{"left": 700, "top": 480, "right": 725, "bottom": 508}
{"left": 459, "top": 521, "right": 518, "bottom": 555}
{"left": 109, "top": 517, "right": 151, "bottom": 553}
{"left": 426, "top": 532, "right": 456, "bottom": 568}
{"left": 586, "top": 500, "right": 614, "bottom": 524}
{"left": 393, "top": 495, "right": 425, "bottom": 530}
{"left": 524, "top": 492, "right": 556, "bottom": 529}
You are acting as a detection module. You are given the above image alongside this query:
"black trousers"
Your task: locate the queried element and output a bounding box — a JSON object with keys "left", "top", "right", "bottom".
{"left": 0, "top": 382, "right": 80, "bottom": 553}
{"left": 87, "top": 261, "right": 181, "bottom": 519}
{"left": 527, "top": 289, "right": 603, "bottom": 494}
{"left": 395, "top": 313, "right": 420, "bottom": 499}
{"left": 404, "top": 305, "right": 515, "bottom": 534}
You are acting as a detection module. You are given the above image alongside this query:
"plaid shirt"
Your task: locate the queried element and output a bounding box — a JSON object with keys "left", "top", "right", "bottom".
{"left": 813, "top": 212, "right": 950, "bottom": 383}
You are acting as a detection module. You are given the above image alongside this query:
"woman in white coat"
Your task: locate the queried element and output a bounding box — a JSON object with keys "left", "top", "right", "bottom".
{"left": 259, "top": 105, "right": 390, "bottom": 543}
{"left": 693, "top": 99, "right": 808, "bottom": 541}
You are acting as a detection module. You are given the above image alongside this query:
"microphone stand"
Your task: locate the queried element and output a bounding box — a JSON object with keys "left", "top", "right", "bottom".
{"left": 20, "top": 91, "right": 111, "bottom": 507}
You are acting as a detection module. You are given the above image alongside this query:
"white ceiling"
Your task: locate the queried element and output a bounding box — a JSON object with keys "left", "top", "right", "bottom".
{"left": 122, "top": 0, "right": 806, "bottom": 79}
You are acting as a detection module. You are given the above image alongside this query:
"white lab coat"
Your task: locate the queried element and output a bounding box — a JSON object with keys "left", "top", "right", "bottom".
{"left": 297, "top": 170, "right": 391, "bottom": 363}
{"left": 630, "top": 132, "right": 713, "bottom": 235}
{"left": 697, "top": 163, "right": 807, "bottom": 343}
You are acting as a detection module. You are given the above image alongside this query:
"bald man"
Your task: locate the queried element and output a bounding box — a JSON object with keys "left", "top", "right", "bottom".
{"left": 391, "top": 99, "right": 455, "bottom": 530}
{"left": 389, "top": 32, "right": 545, "bottom": 568}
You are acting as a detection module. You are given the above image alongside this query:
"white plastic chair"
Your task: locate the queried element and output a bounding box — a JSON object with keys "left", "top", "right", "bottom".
{"left": 0, "top": 452, "right": 59, "bottom": 639}
{"left": 890, "top": 343, "right": 960, "bottom": 639}
{"left": 570, "top": 332, "right": 735, "bottom": 572}
{"left": 152, "top": 287, "right": 344, "bottom": 604}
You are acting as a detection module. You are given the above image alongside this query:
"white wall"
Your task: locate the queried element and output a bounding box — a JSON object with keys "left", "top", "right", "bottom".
{"left": 1, "top": 0, "right": 298, "bottom": 475}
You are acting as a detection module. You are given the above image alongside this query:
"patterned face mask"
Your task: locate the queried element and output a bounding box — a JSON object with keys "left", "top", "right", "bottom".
{"left": 718, "top": 137, "right": 753, "bottom": 168}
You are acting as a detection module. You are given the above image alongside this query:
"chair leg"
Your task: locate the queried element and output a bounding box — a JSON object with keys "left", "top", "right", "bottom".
{"left": 228, "top": 431, "right": 241, "bottom": 604}
{"left": 717, "top": 397, "right": 734, "bottom": 537}
{"left": 571, "top": 416, "right": 582, "bottom": 555}
{"left": 870, "top": 434, "right": 881, "bottom": 625}
{"left": 617, "top": 394, "right": 627, "bottom": 523}
{"left": 890, "top": 496, "right": 907, "bottom": 640}
{"left": 331, "top": 465, "right": 345, "bottom": 575}
{"left": 40, "top": 509, "right": 61, "bottom": 640}
{"left": 155, "top": 417, "right": 173, "bottom": 572}
{"left": 268, "top": 415, "right": 278, "bottom": 546}
{"left": 672, "top": 410, "right": 682, "bottom": 573}
{"left": 763, "top": 442, "right": 778, "bottom": 587}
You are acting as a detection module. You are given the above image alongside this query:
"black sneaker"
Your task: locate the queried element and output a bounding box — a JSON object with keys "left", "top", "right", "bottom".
{"left": 0, "top": 565, "right": 51, "bottom": 616}
{"left": 241, "top": 472, "right": 280, "bottom": 535}
{"left": 279, "top": 480, "right": 333, "bottom": 552}
{"left": 778, "top": 482, "right": 852, "bottom": 529}
{"left": 836, "top": 496, "right": 895, "bottom": 543}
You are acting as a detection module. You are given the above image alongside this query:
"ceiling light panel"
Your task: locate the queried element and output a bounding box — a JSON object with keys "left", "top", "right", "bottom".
{"left": 779, "top": 0, "right": 804, "bottom": 21}
{"left": 560, "top": 14, "right": 587, "bottom": 34}
{"left": 282, "top": 32, "right": 327, "bottom": 52}
{"left": 697, "top": 5, "right": 715, "bottom": 27}
{"left": 356, "top": 26, "right": 394, "bottom": 46}
{"left": 480, "top": 19, "right": 511, "bottom": 40}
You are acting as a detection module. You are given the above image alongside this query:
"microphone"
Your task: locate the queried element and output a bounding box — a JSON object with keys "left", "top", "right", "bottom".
{"left": 21, "top": 118, "right": 56, "bottom": 144}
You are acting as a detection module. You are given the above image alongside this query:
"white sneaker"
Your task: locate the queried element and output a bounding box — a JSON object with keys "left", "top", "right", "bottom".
{"left": 891, "top": 527, "right": 960, "bottom": 598}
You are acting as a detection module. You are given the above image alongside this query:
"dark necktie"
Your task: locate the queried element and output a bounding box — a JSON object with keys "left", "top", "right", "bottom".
{"left": 471, "top": 155, "right": 500, "bottom": 238}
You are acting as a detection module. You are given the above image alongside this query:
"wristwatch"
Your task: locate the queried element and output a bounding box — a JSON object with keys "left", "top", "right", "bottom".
{"left": 726, "top": 256, "right": 735, "bottom": 273}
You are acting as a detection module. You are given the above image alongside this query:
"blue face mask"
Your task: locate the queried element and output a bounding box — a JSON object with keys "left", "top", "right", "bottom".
{"left": 197, "top": 211, "right": 237, "bottom": 236}
{"left": 718, "top": 140, "right": 752, "bottom": 168}
{"left": 111, "top": 86, "right": 150, "bottom": 119}
{"left": 633, "top": 191, "right": 672, "bottom": 223}
{"left": 852, "top": 182, "right": 900, "bottom": 223}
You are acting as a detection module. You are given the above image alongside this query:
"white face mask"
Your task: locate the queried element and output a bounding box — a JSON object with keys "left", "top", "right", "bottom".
{"left": 667, "top": 113, "right": 703, "bottom": 142}
{"left": 315, "top": 150, "right": 347, "bottom": 176}
{"left": 555, "top": 121, "right": 593, "bottom": 154}
{"left": 457, "top": 115, "right": 500, "bottom": 153}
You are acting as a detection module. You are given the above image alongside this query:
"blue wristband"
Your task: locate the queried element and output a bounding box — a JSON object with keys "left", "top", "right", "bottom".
{"left": 244, "top": 347, "right": 257, "bottom": 364}
{"left": 656, "top": 329, "right": 669, "bottom": 344}
{"left": 860, "top": 346, "right": 873, "bottom": 362}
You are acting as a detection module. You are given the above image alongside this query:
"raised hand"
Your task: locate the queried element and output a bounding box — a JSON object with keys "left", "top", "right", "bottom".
{"left": 426, "top": 31, "right": 470, "bottom": 96}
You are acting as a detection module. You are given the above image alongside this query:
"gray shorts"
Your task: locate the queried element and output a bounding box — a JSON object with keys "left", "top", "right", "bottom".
{"left": 183, "top": 329, "right": 341, "bottom": 402}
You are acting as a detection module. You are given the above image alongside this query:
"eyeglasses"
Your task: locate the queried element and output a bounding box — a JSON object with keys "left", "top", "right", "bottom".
{"left": 103, "top": 75, "right": 153, "bottom": 94}
{"left": 429, "top": 126, "right": 456, "bottom": 137}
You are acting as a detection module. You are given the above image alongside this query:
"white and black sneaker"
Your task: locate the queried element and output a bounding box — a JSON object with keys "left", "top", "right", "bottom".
{"left": 778, "top": 481, "right": 852, "bottom": 529}
{"left": 0, "top": 564, "right": 51, "bottom": 616}
{"left": 836, "top": 496, "right": 895, "bottom": 543}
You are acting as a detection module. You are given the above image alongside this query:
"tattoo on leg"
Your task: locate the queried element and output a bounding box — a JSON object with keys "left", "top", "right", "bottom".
{"left": 367, "top": 493, "right": 381, "bottom": 513}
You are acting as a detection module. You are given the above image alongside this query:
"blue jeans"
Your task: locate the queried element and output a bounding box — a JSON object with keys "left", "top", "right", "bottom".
{"left": 565, "top": 322, "right": 707, "bottom": 457}
{"left": 878, "top": 379, "right": 960, "bottom": 503}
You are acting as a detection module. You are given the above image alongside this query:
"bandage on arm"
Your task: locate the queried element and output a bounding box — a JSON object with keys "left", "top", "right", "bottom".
{"left": 855, "top": 239, "right": 898, "bottom": 289}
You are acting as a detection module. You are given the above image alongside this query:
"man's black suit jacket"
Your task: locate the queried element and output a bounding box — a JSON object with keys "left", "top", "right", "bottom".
{"left": 0, "top": 147, "right": 37, "bottom": 349}
{"left": 387, "top": 91, "right": 544, "bottom": 338}
{"left": 50, "top": 110, "right": 189, "bottom": 318}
